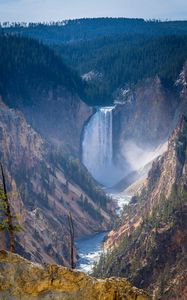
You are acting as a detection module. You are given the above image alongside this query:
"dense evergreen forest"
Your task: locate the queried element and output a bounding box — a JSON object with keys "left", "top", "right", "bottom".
{"left": 2, "top": 18, "right": 187, "bottom": 44}
{"left": 1, "top": 18, "right": 187, "bottom": 105}
{"left": 0, "top": 32, "right": 111, "bottom": 217}
{"left": 58, "top": 35, "right": 187, "bottom": 104}
{"left": 0, "top": 33, "right": 84, "bottom": 106}
{"left": 72, "top": 36, "right": 187, "bottom": 104}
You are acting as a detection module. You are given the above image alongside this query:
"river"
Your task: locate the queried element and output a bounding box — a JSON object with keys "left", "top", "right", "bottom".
{"left": 75, "top": 231, "right": 107, "bottom": 274}
{"left": 76, "top": 192, "right": 132, "bottom": 274}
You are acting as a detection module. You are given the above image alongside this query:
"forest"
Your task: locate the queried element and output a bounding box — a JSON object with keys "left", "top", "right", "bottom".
{"left": 2, "top": 18, "right": 187, "bottom": 44}
{"left": 2, "top": 18, "right": 187, "bottom": 105}
{"left": 0, "top": 17, "right": 186, "bottom": 299}
{"left": 59, "top": 35, "right": 187, "bottom": 105}
{"left": 0, "top": 33, "right": 84, "bottom": 106}
{"left": 1, "top": 31, "right": 187, "bottom": 106}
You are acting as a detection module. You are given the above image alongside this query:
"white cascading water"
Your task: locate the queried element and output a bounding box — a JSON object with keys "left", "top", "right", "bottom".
{"left": 82, "top": 107, "right": 116, "bottom": 187}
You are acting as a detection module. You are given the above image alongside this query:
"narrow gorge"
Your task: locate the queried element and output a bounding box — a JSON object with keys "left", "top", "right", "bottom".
{"left": 0, "top": 18, "right": 187, "bottom": 300}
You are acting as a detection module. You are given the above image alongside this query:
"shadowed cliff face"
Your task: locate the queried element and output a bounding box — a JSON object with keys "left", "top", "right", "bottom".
{"left": 0, "top": 101, "right": 113, "bottom": 266}
{"left": 6, "top": 87, "right": 92, "bottom": 156}
{"left": 113, "top": 77, "right": 180, "bottom": 170}
{"left": 0, "top": 251, "right": 150, "bottom": 300}
{"left": 175, "top": 61, "right": 187, "bottom": 120}
{"left": 94, "top": 116, "right": 187, "bottom": 299}
{"left": 0, "top": 34, "right": 93, "bottom": 156}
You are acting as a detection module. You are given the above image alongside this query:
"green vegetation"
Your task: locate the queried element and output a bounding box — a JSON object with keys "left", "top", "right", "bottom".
{"left": 3, "top": 18, "right": 187, "bottom": 106}
{"left": 93, "top": 120, "right": 187, "bottom": 296}
{"left": 3, "top": 18, "right": 187, "bottom": 44}
{"left": 0, "top": 163, "right": 21, "bottom": 252}
{"left": 48, "top": 148, "right": 110, "bottom": 210}
{"left": 56, "top": 35, "right": 187, "bottom": 105}
{"left": 0, "top": 33, "right": 84, "bottom": 107}
{"left": 1, "top": 22, "right": 187, "bottom": 106}
{"left": 77, "top": 196, "right": 102, "bottom": 221}
{"left": 176, "top": 117, "right": 187, "bottom": 164}
{"left": 93, "top": 185, "right": 187, "bottom": 284}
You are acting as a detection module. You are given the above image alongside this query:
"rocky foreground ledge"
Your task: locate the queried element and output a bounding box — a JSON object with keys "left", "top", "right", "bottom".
{"left": 0, "top": 251, "right": 150, "bottom": 300}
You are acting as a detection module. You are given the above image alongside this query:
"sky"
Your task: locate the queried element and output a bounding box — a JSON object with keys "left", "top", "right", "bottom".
{"left": 0, "top": 0, "right": 187, "bottom": 22}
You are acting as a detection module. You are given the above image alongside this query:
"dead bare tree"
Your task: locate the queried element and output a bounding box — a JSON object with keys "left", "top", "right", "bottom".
{"left": 67, "top": 212, "right": 75, "bottom": 269}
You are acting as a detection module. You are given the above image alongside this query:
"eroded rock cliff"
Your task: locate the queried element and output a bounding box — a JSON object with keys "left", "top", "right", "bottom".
{"left": 0, "top": 251, "right": 150, "bottom": 300}
{"left": 112, "top": 75, "right": 187, "bottom": 171}
{"left": 0, "top": 33, "right": 92, "bottom": 156}
{"left": 5, "top": 88, "right": 92, "bottom": 156}
{"left": 113, "top": 77, "right": 178, "bottom": 147}
{"left": 0, "top": 100, "right": 113, "bottom": 266}
{"left": 94, "top": 116, "right": 187, "bottom": 299}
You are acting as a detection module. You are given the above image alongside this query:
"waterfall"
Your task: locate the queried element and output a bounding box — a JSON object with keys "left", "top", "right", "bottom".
{"left": 82, "top": 107, "right": 116, "bottom": 187}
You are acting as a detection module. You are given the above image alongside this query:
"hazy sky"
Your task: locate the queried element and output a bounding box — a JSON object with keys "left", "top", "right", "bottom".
{"left": 0, "top": 0, "right": 187, "bottom": 22}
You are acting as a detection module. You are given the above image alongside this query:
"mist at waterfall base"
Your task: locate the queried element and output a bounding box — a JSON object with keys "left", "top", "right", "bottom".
{"left": 121, "top": 140, "right": 168, "bottom": 172}
{"left": 82, "top": 106, "right": 168, "bottom": 189}
{"left": 79, "top": 107, "right": 168, "bottom": 274}
{"left": 82, "top": 107, "right": 124, "bottom": 187}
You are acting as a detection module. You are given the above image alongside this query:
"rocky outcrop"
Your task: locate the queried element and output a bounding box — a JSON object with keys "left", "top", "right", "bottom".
{"left": 94, "top": 116, "right": 187, "bottom": 299}
{"left": 0, "top": 101, "right": 113, "bottom": 266}
{"left": 0, "top": 251, "right": 150, "bottom": 300}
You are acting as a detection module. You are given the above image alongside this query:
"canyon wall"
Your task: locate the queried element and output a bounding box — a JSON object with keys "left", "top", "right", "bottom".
{"left": 0, "top": 100, "right": 113, "bottom": 266}
{"left": 5, "top": 88, "right": 92, "bottom": 156}
{"left": 113, "top": 77, "right": 179, "bottom": 157}
{"left": 94, "top": 115, "right": 187, "bottom": 299}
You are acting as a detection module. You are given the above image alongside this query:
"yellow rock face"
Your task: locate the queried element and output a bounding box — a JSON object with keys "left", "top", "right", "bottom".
{"left": 0, "top": 251, "right": 150, "bottom": 300}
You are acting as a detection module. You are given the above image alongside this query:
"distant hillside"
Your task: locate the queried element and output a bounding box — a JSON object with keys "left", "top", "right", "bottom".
{"left": 3, "top": 19, "right": 187, "bottom": 106}
{"left": 70, "top": 35, "right": 187, "bottom": 105}
{"left": 0, "top": 33, "right": 90, "bottom": 155}
{"left": 2, "top": 18, "right": 187, "bottom": 44}
{"left": 0, "top": 33, "right": 84, "bottom": 103}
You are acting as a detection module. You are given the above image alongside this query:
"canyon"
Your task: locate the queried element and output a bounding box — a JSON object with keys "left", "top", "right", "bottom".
{"left": 93, "top": 113, "right": 187, "bottom": 300}
{"left": 0, "top": 20, "right": 187, "bottom": 299}
{"left": 0, "top": 99, "right": 114, "bottom": 266}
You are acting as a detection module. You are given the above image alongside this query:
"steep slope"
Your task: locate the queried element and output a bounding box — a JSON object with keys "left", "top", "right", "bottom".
{"left": 0, "top": 251, "right": 150, "bottom": 300}
{"left": 176, "top": 61, "right": 187, "bottom": 118}
{"left": 93, "top": 116, "right": 187, "bottom": 299}
{"left": 0, "top": 33, "right": 91, "bottom": 155}
{"left": 55, "top": 35, "right": 187, "bottom": 106}
{"left": 112, "top": 65, "right": 187, "bottom": 177}
{"left": 3, "top": 22, "right": 187, "bottom": 106}
{"left": 113, "top": 77, "right": 179, "bottom": 151}
{"left": 0, "top": 100, "right": 114, "bottom": 266}
{"left": 83, "top": 35, "right": 187, "bottom": 105}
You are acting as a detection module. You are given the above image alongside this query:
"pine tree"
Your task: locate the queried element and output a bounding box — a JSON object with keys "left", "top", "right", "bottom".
{"left": 0, "top": 163, "right": 21, "bottom": 252}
